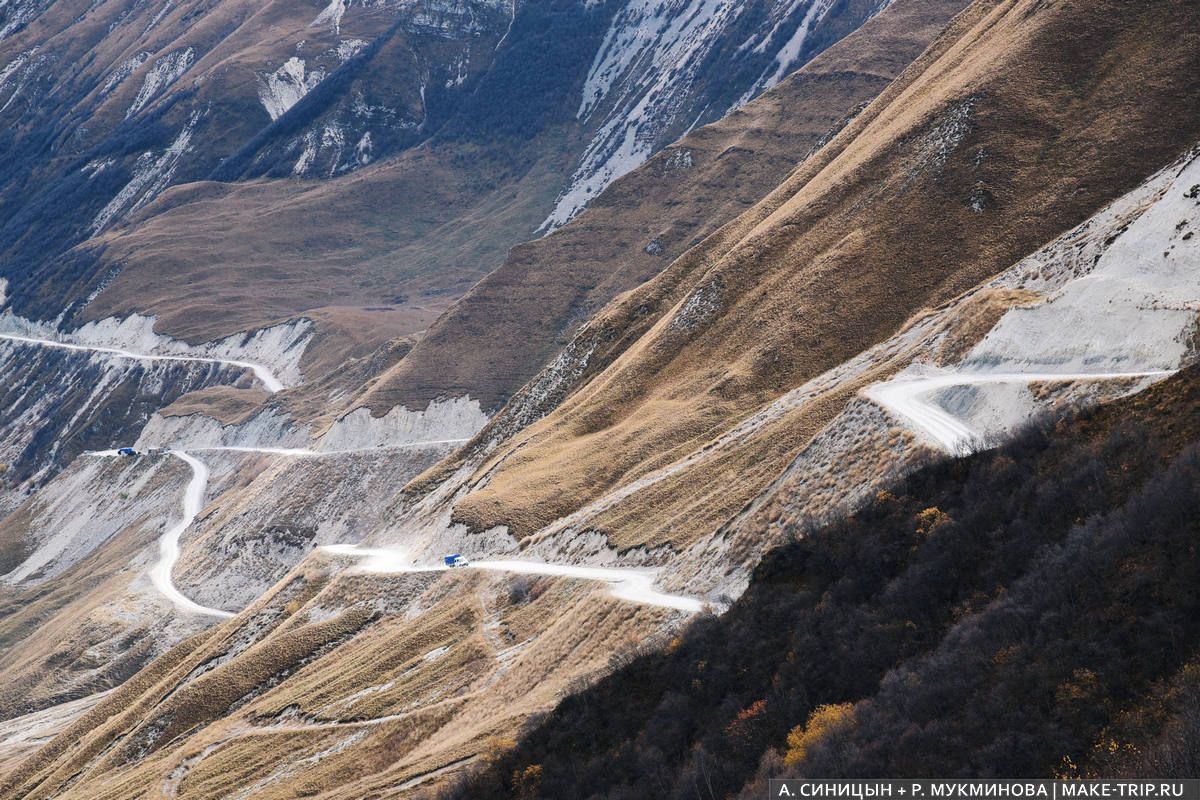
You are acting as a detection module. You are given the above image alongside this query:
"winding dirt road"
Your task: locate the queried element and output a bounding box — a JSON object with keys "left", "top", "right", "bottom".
{"left": 92, "top": 440, "right": 705, "bottom": 620}
{"left": 149, "top": 452, "right": 234, "bottom": 618}
{"left": 320, "top": 545, "right": 706, "bottom": 613}
{"left": 0, "top": 332, "right": 285, "bottom": 392}
{"left": 865, "top": 369, "right": 1173, "bottom": 454}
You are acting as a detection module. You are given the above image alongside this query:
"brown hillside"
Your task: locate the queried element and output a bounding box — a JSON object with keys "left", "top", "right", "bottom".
{"left": 80, "top": 136, "right": 567, "bottom": 360}
{"left": 0, "top": 557, "right": 681, "bottom": 799}
{"left": 359, "top": 0, "right": 974, "bottom": 415}
{"left": 447, "top": 0, "right": 1200, "bottom": 544}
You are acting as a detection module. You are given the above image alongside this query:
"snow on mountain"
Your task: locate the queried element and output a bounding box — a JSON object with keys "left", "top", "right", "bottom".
{"left": 543, "top": 0, "right": 744, "bottom": 231}
{"left": 0, "top": 0, "right": 50, "bottom": 42}
{"left": 0, "top": 46, "right": 43, "bottom": 114}
{"left": 101, "top": 52, "right": 149, "bottom": 95}
{"left": 312, "top": 0, "right": 347, "bottom": 34}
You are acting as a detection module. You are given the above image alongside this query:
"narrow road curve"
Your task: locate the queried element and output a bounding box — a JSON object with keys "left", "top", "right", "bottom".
{"left": 150, "top": 451, "right": 234, "bottom": 618}
{"left": 0, "top": 332, "right": 284, "bottom": 392}
{"left": 95, "top": 440, "right": 471, "bottom": 617}
{"left": 319, "top": 545, "right": 707, "bottom": 613}
{"left": 866, "top": 369, "right": 1174, "bottom": 455}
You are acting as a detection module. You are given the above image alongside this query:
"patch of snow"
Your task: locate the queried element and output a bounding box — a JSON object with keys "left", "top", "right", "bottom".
{"left": 125, "top": 47, "right": 194, "bottom": 118}
{"left": 444, "top": 48, "right": 470, "bottom": 87}
{"left": 737, "top": 0, "right": 835, "bottom": 105}
{"left": 319, "top": 123, "right": 345, "bottom": 176}
{"left": 542, "top": 0, "right": 746, "bottom": 231}
{"left": 0, "top": 47, "right": 32, "bottom": 95}
{"left": 81, "top": 157, "right": 116, "bottom": 178}
{"left": 543, "top": 0, "right": 866, "bottom": 231}
{"left": 292, "top": 122, "right": 352, "bottom": 176}
{"left": 257, "top": 57, "right": 325, "bottom": 121}
{"left": 398, "top": 0, "right": 506, "bottom": 38}
{"left": 0, "top": 0, "right": 49, "bottom": 42}
{"left": 293, "top": 131, "right": 318, "bottom": 174}
{"left": 143, "top": 0, "right": 172, "bottom": 33}
{"left": 354, "top": 131, "right": 372, "bottom": 164}
{"left": 0, "top": 48, "right": 45, "bottom": 114}
{"left": 663, "top": 147, "right": 692, "bottom": 170}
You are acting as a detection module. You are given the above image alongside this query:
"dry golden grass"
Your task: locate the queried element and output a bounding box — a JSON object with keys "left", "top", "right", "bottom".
{"left": 159, "top": 386, "right": 273, "bottom": 426}
{"left": 361, "top": 0, "right": 973, "bottom": 416}
{"left": 0, "top": 554, "right": 684, "bottom": 800}
{"left": 447, "top": 0, "right": 1200, "bottom": 548}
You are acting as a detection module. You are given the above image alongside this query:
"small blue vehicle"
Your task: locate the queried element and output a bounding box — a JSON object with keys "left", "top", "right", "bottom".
{"left": 444, "top": 554, "right": 469, "bottom": 568}
{"left": 117, "top": 447, "right": 137, "bottom": 456}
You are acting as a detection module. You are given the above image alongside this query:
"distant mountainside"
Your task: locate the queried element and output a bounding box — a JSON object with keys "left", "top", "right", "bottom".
{"left": 361, "top": 0, "right": 973, "bottom": 415}
{"left": 0, "top": 0, "right": 899, "bottom": 349}
{"left": 0, "top": 0, "right": 911, "bottom": 503}
{"left": 0, "top": 0, "right": 1197, "bottom": 796}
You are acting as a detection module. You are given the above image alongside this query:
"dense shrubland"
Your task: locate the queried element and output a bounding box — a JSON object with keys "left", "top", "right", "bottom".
{"left": 440, "top": 369, "right": 1200, "bottom": 798}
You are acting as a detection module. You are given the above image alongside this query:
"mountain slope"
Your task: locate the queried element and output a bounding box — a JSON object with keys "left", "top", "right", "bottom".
{"left": 444, "top": 366, "right": 1200, "bottom": 797}
{"left": 1, "top": 0, "right": 1198, "bottom": 796}
{"left": 0, "top": 0, "right": 901, "bottom": 349}
{"left": 361, "top": 0, "right": 973, "bottom": 415}
{"left": 437, "top": 0, "right": 1200, "bottom": 551}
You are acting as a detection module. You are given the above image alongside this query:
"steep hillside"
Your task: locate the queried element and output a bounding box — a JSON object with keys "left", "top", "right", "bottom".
{"left": 0, "top": 0, "right": 1197, "bottom": 795}
{"left": 0, "top": 0, "right": 899, "bottom": 348}
{"left": 362, "top": 0, "right": 972, "bottom": 414}
{"left": 0, "top": 0, "right": 978, "bottom": 757}
{"left": 435, "top": 0, "right": 1200, "bottom": 554}
{"left": 443, "top": 367, "right": 1200, "bottom": 797}
{"left": 0, "top": 0, "right": 918, "bottom": 507}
